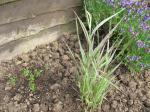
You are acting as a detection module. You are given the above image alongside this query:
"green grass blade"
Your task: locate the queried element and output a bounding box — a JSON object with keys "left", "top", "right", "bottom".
{"left": 91, "top": 8, "right": 125, "bottom": 36}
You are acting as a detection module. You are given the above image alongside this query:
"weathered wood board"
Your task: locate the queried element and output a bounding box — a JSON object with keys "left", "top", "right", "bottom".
{"left": 0, "top": 0, "right": 19, "bottom": 5}
{"left": 0, "top": 0, "right": 82, "bottom": 61}
{"left": 0, "top": 7, "right": 81, "bottom": 46}
{"left": 0, "top": 0, "right": 81, "bottom": 25}
{"left": 0, "top": 22, "right": 75, "bottom": 61}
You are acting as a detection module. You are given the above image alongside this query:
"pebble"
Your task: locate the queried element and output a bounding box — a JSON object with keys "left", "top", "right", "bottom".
{"left": 128, "top": 100, "right": 134, "bottom": 105}
{"left": 13, "top": 94, "right": 22, "bottom": 101}
{"left": 112, "top": 101, "right": 118, "bottom": 108}
{"left": 3, "top": 95, "right": 10, "bottom": 103}
{"left": 53, "top": 101, "right": 63, "bottom": 112}
{"left": 129, "top": 81, "right": 137, "bottom": 91}
{"left": 52, "top": 42, "right": 59, "bottom": 50}
{"left": 19, "top": 103, "right": 27, "bottom": 111}
{"left": 62, "top": 55, "right": 69, "bottom": 60}
{"left": 145, "top": 99, "right": 150, "bottom": 107}
{"left": 50, "top": 83, "right": 61, "bottom": 90}
{"left": 29, "top": 97, "right": 33, "bottom": 101}
{"left": 29, "top": 93, "right": 33, "bottom": 97}
{"left": 16, "top": 61, "right": 22, "bottom": 65}
{"left": 22, "top": 62, "right": 28, "bottom": 67}
{"left": 25, "top": 99, "right": 30, "bottom": 105}
{"left": 31, "top": 52, "right": 37, "bottom": 58}
{"left": 40, "top": 104, "right": 49, "bottom": 111}
{"left": 52, "top": 53, "right": 60, "bottom": 59}
{"left": 75, "top": 42, "right": 79, "bottom": 49}
{"left": 102, "top": 104, "right": 110, "bottom": 111}
{"left": 44, "top": 56, "right": 49, "bottom": 61}
{"left": 33, "top": 104, "right": 40, "bottom": 112}
{"left": 147, "top": 90, "right": 150, "bottom": 98}
{"left": 21, "top": 55, "right": 30, "bottom": 62}
{"left": 5, "top": 85, "right": 12, "bottom": 91}
{"left": 7, "top": 102, "right": 27, "bottom": 112}
{"left": 58, "top": 48, "right": 64, "bottom": 55}
{"left": 147, "top": 82, "right": 150, "bottom": 88}
{"left": 69, "top": 66, "right": 76, "bottom": 73}
{"left": 7, "top": 102, "right": 16, "bottom": 112}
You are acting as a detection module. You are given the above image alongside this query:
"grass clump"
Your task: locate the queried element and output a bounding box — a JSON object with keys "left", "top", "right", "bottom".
{"left": 21, "top": 68, "right": 42, "bottom": 92}
{"left": 67, "top": 9, "right": 124, "bottom": 111}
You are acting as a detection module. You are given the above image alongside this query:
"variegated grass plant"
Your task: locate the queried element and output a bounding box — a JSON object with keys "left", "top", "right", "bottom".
{"left": 66, "top": 9, "right": 124, "bottom": 111}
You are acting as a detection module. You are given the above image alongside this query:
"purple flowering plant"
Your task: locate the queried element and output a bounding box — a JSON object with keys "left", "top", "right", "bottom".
{"left": 85, "top": 0, "right": 150, "bottom": 72}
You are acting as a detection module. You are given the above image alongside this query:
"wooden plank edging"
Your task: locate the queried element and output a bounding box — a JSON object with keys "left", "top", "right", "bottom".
{"left": 0, "top": 7, "right": 82, "bottom": 46}
{"left": 0, "top": 0, "right": 19, "bottom": 5}
{"left": 0, "top": 22, "right": 76, "bottom": 61}
{"left": 0, "top": 0, "right": 82, "bottom": 25}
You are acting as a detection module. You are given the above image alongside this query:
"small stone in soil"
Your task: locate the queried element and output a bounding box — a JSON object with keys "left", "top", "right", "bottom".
{"left": 13, "top": 94, "right": 22, "bottom": 101}
{"left": 53, "top": 101, "right": 63, "bottom": 112}
{"left": 147, "top": 82, "right": 150, "bottom": 88}
{"left": 62, "top": 55, "right": 69, "bottom": 60}
{"left": 40, "top": 104, "right": 49, "bottom": 111}
{"left": 44, "top": 56, "right": 49, "bottom": 61}
{"left": 20, "top": 55, "right": 30, "bottom": 62}
{"left": 112, "top": 101, "right": 118, "bottom": 108}
{"left": 33, "top": 104, "right": 40, "bottom": 112}
{"left": 102, "top": 104, "right": 110, "bottom": 111}
{"left": 25, "top": 99, "right": 30, "bottom": 105}
{"left": 7, "top": 102, "right": 16, "bottom": 112}
{"left": 7, "top": 102, "right": 27, "bottom": 112}
{"left": 129, "top": 81, "right": 137, "bottom": 91}
{"left": 22, "top": 62, "right": 28, "bottom": 67}
{"left": 16, "top": 61, "right": 22, "bottom": 65}
{"left": 52, "top": 42, "right": 59, "bottom": 50}
{"left": 3, "top": 95, "right": 10, "bottom": 103}
{"left": 128, "top": 100, "right": 134, "bottom": 105}
{"left": 69, "top": 66, "right": 76, "bottom": 73}
{"left": 147, "top": 90, "right": 150, "bottom": 98}
{"left": 144, "top": 99, "right": 150, "bottom": 107}
{"left": 29, "top": 93, "right": 33, "bottom": 97}
{"left": 50, "top": 83, "right": 61, "bottom": 90}
{"left": 5, "top": 85, "right": 12, "bottom": 91}
{"left": 52, "top": 53, "right": 60, "bottom": 59}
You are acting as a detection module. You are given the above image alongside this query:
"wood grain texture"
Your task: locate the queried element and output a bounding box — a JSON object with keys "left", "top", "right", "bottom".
{"left": 0, "top": 7, "right": 82, "bottom": 46}
{"left": 0, "top": 0, "right": 82, "bottom": 61}
{"left": 0, "top": 22, "right": 76, "bottom": 61}
{"left": 0, "top": 0, "right": 82, "bottom": 25}
{"left": 0, "top": 0, "right": 19, "bottom": 5}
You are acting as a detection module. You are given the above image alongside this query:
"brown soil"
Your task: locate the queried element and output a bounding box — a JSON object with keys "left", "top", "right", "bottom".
{"left": 0, "top": 35, "right": 150, "bottom": 112}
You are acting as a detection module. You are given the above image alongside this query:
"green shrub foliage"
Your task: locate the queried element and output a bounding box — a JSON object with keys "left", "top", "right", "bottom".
{"left": 85, "top": 0, "right": 150, "bottom": 72}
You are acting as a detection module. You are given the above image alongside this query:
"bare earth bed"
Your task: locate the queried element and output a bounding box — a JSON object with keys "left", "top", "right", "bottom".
{"left": 0, "top": 35, "right": 150, "bottom": 112}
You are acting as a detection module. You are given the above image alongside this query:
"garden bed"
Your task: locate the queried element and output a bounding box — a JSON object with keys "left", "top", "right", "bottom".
{"left": 0, "top": 35, "right": 150, "bottom": 112}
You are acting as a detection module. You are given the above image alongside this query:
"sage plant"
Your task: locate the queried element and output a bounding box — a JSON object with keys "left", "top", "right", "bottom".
{"left": 85, "top": 0, "right": 150, "bottom": 72}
